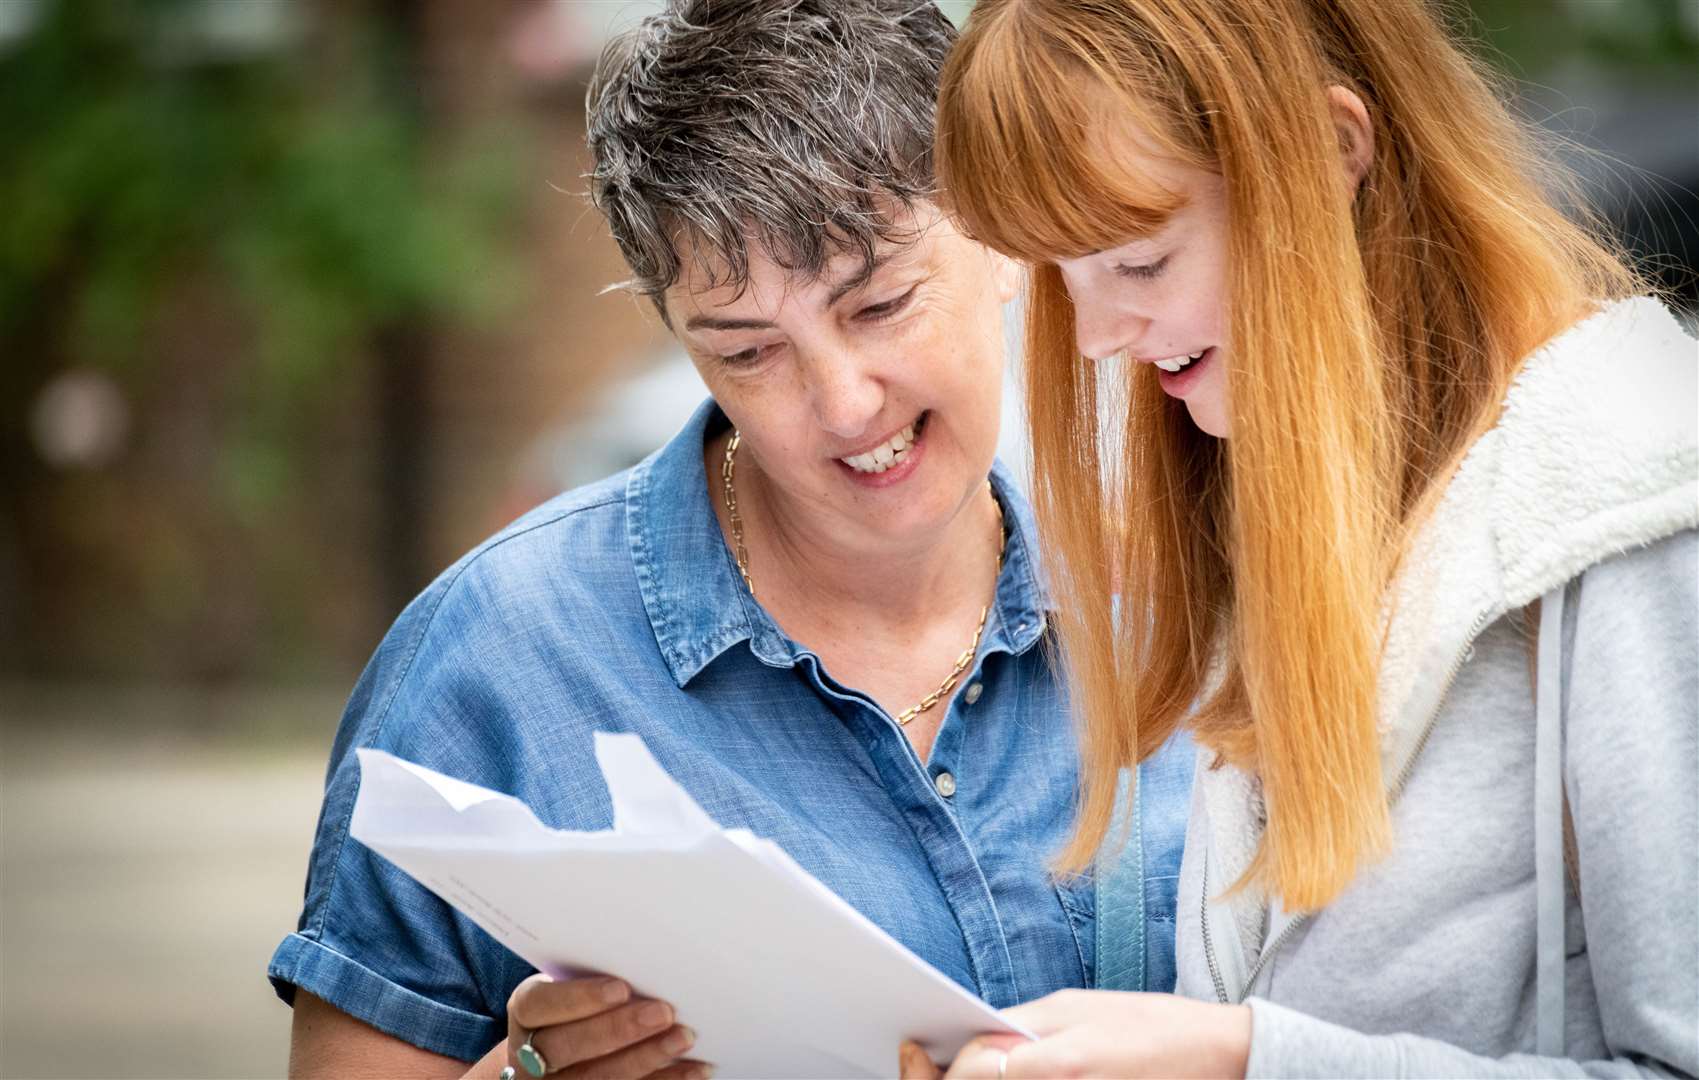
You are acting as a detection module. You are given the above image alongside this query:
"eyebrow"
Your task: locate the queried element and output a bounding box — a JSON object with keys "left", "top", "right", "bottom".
{"left": 683, "top": 314, "right": 776, "bottom": 331}
{"left": 681, "top": 252, "right": 897, "bottom": 332}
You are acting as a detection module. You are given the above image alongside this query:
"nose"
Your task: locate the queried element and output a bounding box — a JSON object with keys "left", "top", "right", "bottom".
{"left": 1072, "top": 291, "right": 1146, "bottom": 363}
{"left": 805, "top": 350, "right": 885, "bottom": 441}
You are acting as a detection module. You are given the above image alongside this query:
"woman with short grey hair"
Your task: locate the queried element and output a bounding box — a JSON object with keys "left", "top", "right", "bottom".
{"left": 272, "top": 3, "right": 1194, "bottom": 1078}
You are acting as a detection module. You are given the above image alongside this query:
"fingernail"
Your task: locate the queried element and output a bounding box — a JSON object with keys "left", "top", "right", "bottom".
{"left": 640, "top": 1001, "right": 671, "bottom": 1027}
{"left": 664, "top": 1026, "right": 695, "bottom": 1054}
{"left": 599, "top": 979, "right": 629, "bottom": 1004}
{"left": 688, "top": 1067, "right": 712, "bottom": 1080}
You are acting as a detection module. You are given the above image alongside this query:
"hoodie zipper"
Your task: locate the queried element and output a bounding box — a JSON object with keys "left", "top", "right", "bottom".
{"left": 1199, "top": 607, "right": 1498, "bottom": 1002}
{"left": 1200, "top": 854, "right": 1231, "bottom": 1003}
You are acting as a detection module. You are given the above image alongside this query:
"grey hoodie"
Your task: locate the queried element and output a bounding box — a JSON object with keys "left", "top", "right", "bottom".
{"left": 1172, "top": 298, "right": 1699, "bottom": 1077}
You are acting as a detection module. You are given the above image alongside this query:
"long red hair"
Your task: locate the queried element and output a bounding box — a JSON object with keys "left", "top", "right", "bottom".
{"left": 936, "top": 0, "right": 1635, "bottom": 909}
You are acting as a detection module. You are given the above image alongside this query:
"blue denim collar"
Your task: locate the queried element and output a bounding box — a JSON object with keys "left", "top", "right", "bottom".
{"left": 626, "top": 397, "right": 1052, "bottom": 688}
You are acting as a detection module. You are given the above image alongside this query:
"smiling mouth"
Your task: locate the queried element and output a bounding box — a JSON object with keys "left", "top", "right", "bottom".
{"left": 1149, "top": 350, "right": 1206, "bottom": 372}
{"left": 838, "top": 411, "right": 929, "bottom": 474}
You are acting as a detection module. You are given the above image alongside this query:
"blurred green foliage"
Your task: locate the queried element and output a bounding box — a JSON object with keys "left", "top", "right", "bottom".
{"left": 0, "top": 0, "right": 524, "bottom": 519}
{"left": 1464, "top": 0, "right": 1699, "bottom": 78}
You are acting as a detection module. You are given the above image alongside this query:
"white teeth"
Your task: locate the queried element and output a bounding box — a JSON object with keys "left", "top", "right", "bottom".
{"left": 841, "top": 422, "right": 921, "bottom": 473}
{"left": 1153, "top": 350, "right": 1207, "bottom": 373}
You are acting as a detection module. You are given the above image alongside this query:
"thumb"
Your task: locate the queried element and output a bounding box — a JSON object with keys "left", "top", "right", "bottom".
{"left": 999, "top": 989, "right": 1095, "bottom": 1036}
{"left": 899, "top": 1040, "right": 943, "bottom": 1080}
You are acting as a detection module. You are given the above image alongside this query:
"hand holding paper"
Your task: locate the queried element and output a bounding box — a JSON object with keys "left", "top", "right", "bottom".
{"left": 350, "top": 733, "right": 1031, "bottom": 1078}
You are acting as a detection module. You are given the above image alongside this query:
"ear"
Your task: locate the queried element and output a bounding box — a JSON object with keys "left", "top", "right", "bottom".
{"left": 1327, "top": 85, "right": 1374, "bottom": 191}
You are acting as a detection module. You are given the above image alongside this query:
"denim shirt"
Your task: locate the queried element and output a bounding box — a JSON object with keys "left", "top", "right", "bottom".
{"left": 270, "top": 399, "right": 1191, "bottom": 1062}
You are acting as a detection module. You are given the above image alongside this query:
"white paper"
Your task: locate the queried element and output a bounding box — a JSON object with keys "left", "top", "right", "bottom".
{"left": 350, "top": 734, "right": 1031, "bottom": 1078}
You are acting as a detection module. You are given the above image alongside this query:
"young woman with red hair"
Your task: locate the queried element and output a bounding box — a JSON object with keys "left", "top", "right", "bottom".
{"left": 903, "top": 0, "right": 1698, "bottom": 1076}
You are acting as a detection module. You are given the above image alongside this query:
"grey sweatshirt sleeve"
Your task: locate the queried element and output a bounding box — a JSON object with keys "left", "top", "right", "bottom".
{"left": 1243, "top": 530, "right": 1699, "bottom": 1080}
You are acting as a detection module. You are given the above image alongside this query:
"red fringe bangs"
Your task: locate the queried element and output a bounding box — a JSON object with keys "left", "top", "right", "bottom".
{"left": 936, "top": 6, "right": 1184, "bottom": 263}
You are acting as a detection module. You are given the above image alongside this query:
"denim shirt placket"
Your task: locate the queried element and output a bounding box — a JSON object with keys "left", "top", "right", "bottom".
{"left": 780, "top": 640, "right": 1024, "bottom": 1008}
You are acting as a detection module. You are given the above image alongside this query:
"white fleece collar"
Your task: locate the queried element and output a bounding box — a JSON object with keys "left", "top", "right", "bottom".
{"left": 1198, "top": 297, "right": 1699, "bottom": 983}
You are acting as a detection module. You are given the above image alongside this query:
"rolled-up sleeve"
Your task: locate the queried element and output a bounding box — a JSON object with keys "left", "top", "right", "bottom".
{"left": 268, "top": 572, "right": 523, "bottom": 1063}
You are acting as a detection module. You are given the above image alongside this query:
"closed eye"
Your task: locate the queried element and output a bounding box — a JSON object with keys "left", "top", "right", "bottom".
{"left": 719, "top": 343, "right": 776, "bottom": 367}
{"left": 855, "top": 285, "right": 917, "bottom": 323}
{"left": 1112, "top": 255, "right": 1170, "bottom": 281}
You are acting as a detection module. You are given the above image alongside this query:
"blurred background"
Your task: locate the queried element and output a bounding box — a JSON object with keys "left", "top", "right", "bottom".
{"left": 0, "top": 1, "right": 1692, "bottom": 1076}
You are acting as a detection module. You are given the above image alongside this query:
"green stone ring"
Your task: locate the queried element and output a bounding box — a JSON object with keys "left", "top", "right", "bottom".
{"left": 516, "top": 1033, "right": 548, "bottom": 1078}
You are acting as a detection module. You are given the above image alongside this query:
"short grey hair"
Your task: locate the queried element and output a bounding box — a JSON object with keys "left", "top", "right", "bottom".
{"left": 586, "top": 0, "right": 957, "bottom": 318}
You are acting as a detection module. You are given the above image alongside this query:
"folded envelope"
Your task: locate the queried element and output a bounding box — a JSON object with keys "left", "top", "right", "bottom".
{"left": 350, "top": 733, "right": 1031, "bottom": 1078}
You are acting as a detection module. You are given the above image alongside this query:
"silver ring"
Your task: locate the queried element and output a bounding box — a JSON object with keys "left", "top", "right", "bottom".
{"left": 499, "top": 1068, "right": 516, "bottom": 1080}
{"left": 517, "top": 1031, "right": 549, "bottom": 1077}
{"left": 996, "top": 1049, "right": 1009, "bottom": 1080}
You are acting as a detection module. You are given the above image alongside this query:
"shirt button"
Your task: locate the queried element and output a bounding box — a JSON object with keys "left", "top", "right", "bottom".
{"left": 963, "top": 682, "right": 984, "bottom": 705}
{"left": 934, "top": 771, "right": 957, "bottom": 798}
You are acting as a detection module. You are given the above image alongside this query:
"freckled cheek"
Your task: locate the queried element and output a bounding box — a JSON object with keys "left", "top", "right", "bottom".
{"left": 725, "top": 381, "right": 812, "bottom": 453}
{"left": 1194, "top": 261, "right": 1232, "bottom": 337}
{"left": 887, "top": 319, "right": 950, "bottom": 381}
{"left": 922, "top": 332, "right": 990, "bottom": 400}
{"left": 1159, "top": 287, "right": 1220, "bottom": 347}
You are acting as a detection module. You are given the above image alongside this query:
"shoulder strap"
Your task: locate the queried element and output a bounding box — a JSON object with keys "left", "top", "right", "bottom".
{"left": 1534, "top": 584, "right": 1569, "bottom": 1056}
{"left": 1094, "top": 768, "right": 1146, "bottom": 991}
{"left": 1526, "top": 600, "right": 1584, "bottom": 901}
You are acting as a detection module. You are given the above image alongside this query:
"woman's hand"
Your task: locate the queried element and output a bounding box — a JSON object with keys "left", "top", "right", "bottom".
{"left": 503, "top": 973, "right": 706, "bottom": 1079}
{"left": 899, "top": 990, "right": 1251, "bottom": 1080}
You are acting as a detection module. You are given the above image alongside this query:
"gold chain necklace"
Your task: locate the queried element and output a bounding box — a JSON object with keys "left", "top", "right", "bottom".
{"left": 722, "top": 429, "right": 1004, "bottom": 726}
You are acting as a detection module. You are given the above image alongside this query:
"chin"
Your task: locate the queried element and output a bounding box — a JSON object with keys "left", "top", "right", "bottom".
{"left": 1187, "top": 402, "right": 1232, "bottom": 439}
